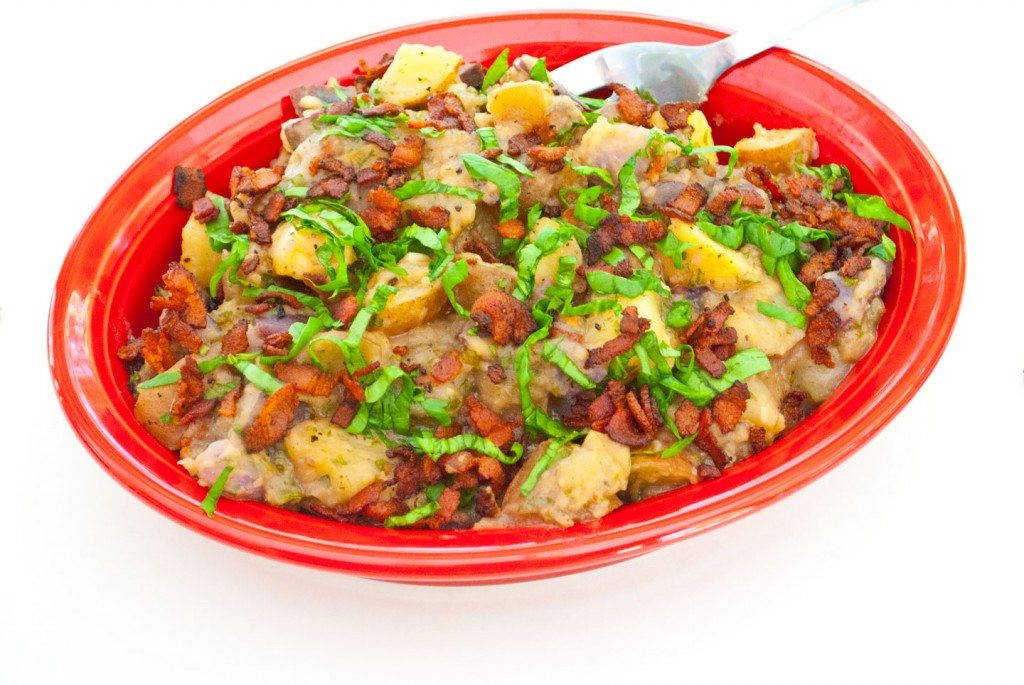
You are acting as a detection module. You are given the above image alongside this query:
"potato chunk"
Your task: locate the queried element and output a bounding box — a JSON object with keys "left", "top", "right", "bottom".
{"left": 365, "top": 252, "right": 449, "bottom": 335}
{"left": 659, "top": 219, "right": 761, "bottom": 292}
{"left": 269, "top": 221, "right": 354, "bottom": 286}
{"left": 180, "top": 193, "right": 223, "bottom": 287}
{"left": 487, "top": 80, "right": 553, "bottom": 130}
{"left": 735, "top": 123, "right": 817, "bottom": 174}
{"left": 375, "top": 43, "right": 462, "bottom": 107}
{"left": 283, "top": 419, "right": 393, "bottom": 507}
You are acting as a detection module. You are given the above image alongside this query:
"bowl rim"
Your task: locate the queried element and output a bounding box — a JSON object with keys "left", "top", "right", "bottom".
{"left": 49, "top": 9, "right": 965, "bottom": 584}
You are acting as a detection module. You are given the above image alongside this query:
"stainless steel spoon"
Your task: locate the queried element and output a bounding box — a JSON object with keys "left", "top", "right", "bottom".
{"left": 548, "top": 0, "right": 871, "bottom": 103}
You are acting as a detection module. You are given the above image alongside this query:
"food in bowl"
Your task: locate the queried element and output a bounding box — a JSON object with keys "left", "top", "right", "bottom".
{"left": 118, "top": 43, "right": 910, "bottom": 530}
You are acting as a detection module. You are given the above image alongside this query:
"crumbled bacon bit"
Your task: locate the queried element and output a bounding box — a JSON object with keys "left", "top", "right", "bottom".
{"left": 407, "top": 205, "right": 450, "bottom": 229}
{"left": 242, "top": 384, "right": 298, "bottom": 452}
{"left": 805, "top": 278, "right": 840, "bottom": 317}
{"left": 235, "top": 167, "right": 282, "bottom": 196}
{"left": 337, "top": 367, "right": 365, "bottom": 403}
{"left": 681, "top": 300, "right": 737, "bottom": 377}
{"left": 470, "top": 291, "right": 537, "bottom": 345}
{"left": 357, "top": 102, "right": 402, "bottom": 117}
{"left": 430, "top": 350, "right": 464, "bottom": 384}
{"left": 465, "top": 395, "right": 520, "bottom": 450}
{"left": 318, "top": 156, "right": 356, "bottom": 180}
{"left": 494, "top": 219, "right": 526, "bottom": 240}
{"left": 171, "top": 357, "right": 204, "bottom": 420}
{"left": 355, "top": 53, "right": 393, "bottom": 89}
{"left": 422, "top": 487, "right": 461, "bottom": 529}
{"left": 339, "top": 481, "right": 385, "bottom": 516}
{"left": 507, "top": 132, "right": 541, "bottom": 156}
{"left": 191, "top": 196, "right": 219, "bottom": 223}
{"left": 140, "top": 328, "right": 175, "bottom": 372}
{"left": 527, "top": 145, "right": 568, "bottom": 172}
{"left": 426, "top": 92, "right": 475, "bottom": 132}
{"left": 587, "top": 385, "right": 619, "bottom": 431}
{"left": 361, "top": 186, "right": 402, "bottom": 241}
{"left": 173, "top": 166, "right": 207, "bottom": 209}
{"left": 710, "top": 382, "right": 750, "bottom": 432}
{"left": 599, "top": 383, "right": 661, "bottom": 448}
{"left": 486, "top": 364, "right": 506, "bottom": 384}
{"left": 327, "top": 295, "right": 358, "bottom": 326}
{"left": 331, "top": 400, "right": 357, "bottom": 429}
{"left": 673, "top": 400, "right": 701, "bottom": 436}
{"left": 839, "top": 254, "right": 872, "bottom": 278}
{"left": 806, "top": 308, "right": 842, "bottom": 367}
{"left": 307, "top": 176, "right": 349, "bottom": 199}
{"left": 238, "top": 253, "right": 260, "bottom": 276}
{"left": 744, "top": 164, "right": 785, "bottom": 201}
{"left": 695, "top": 408, "right": 729, "bottom": 469}
{"left": 748, "top": 427, "right": 768, "bottom": 454}
{"left": 326, "top": 99, "right": 356, "bottom": 116}
{"left": 362, "top": 130, "right": 395, "bottom": 152}
{"left": 440, "top": 450, "right": 507, "bottom": 495}
{"left": 249, "top": 219, "right": 271, "bottom": 245}
{"left": 658, "top": 101, "right": 698, "bottom": 129}
{"left": 697, "top": 462, "right": 721, "bottom": 480}
{"left": 262, "top": 191, "right": 285, "bottom": 223}
{"left": 261, "top": 331, "right": 292, "bottom": 357}
{"left": 179, "top": 399, "right": 216, "bottom": 425}
{"left": 160, "top": 310, "right": 202, "bottom": 353}
{"left": 392, "top": 447, "right": 441, "bottom": 499}
{"left": 704, "top": 185, "right": 764, "bottom": 216}
{"left": 390, "top": 135, "right": 425, "bottom": 169}
{"left": 586, "top": 214, "right": 665, "bottom": 263}
{"left": 665, "top": 182, "right": 709, "bottom": 221}
{"left": 151, "top": 262, "right": 207, "bottom": 327}
{"left": 220, "top": 321, "right": 249, "bottom": 355}
{"left": 244, "top": 302, "right": 274, "bottom": 315}
{"left": 355, "top": 162, "right": 388, "bottom": 185}
{"left": 117, "top": 337, "right": 144, "bottom": 361}
{"left": 217, "top": 386, "right": 240, "bottom": 417}
{"left": 586, "top": 306, "right": 650, "bottom": 368}
{"left": 352, "top": 361, "right": 380, "bottom": 380}
{"left": 392, "top": 345, "right": 409, "bottom": 357}
{"left": 274, "top": 362, "right": 335, "bottom": 396}
{"left": 780, "top": 391, "right": 807, "bottom": 428}
{"left": 255, "top": 290, "right": 301, "bottom": 309}
{"left": 610, "top": 83, "right": 655, "bottom": 126}
{"left": 799, "top": 248, "right": 838, "bottom": 286}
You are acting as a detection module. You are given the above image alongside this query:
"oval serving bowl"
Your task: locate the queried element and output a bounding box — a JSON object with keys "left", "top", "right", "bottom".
{"left": 49, "top": 11, "right": 964, "bottom": 585}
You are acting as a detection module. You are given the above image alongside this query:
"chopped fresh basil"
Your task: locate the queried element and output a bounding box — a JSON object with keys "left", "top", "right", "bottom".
{"left": 200, "top": 465, "right": 233, "bottom": 518}
{"left": 481, "top": 48, "right": 510, "bottom": 92}
{"left": 655, "top": 231, "right": 694, "bottom": 269}
{"left": 460, "top": 153, "right": 521, "bottom": 222}
{"left": 757, "top": 300, "right": 808, "bottom": 329}
{"left": 410, "top": 433, "right": 523, "bottom": 464}
{"left": 837, "top": 192, "right": 912, "bottom": 232}
{"left": 392, "top": 179, "right": 482, "bottom": 202}
{"left": 776, "top": 259, "right": 812, "bottom": 310}
{"left": 867, "top": 233, "right": 897, "bottom": 262}
{"left": 586, "top": 268, "right": 669, "bottom": 298}
{"left": 569, "top": 162, "right": 613, "bottom": 186}
{"left": 796, "top": 162, "right": 851, "bottom": 200}
{"left": 688, "top": 145, "right": 739, "bottom": 176}
{"left": 282, "top": 186, "right": 309, "bottom": 198}
{"left": 203, "top": 382, "right": 238, "bottom": 400}
{"left": 666, "top": 300, "right": 693, "bottom": 329}
{"left": 384, "top": 483, "right": 444, "bottom": 528}
{"left": 577, "top": 95, "right": 606, "bottom": 110}
{"left": 697, "top": 214, "right": 744, "bottom": 250}
{"left": 541, "top": 339, "right": 596, "bottom": 389}
{"left": 520, "top": 432, "right": 584, "bottom": 496}
{"left": 617, "top": 153, "right": 641, "bottom": 216}
{"left": 441, "top": 258, "right": 471, "bottom": 317}
{"left": 476, "top": 127, "right": 499, "bottom": 150}
{"left": 529, "top": 57, "right": 549, "bottom": 82}
{"left": 233, "top": 360, "right": 285, "bottom": 395}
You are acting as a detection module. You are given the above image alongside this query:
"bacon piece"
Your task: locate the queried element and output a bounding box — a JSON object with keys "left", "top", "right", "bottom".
{"left": 140, "top": 328, "right": 175, "bottom": 373}
{"left": 658, "top": 101, "right": 698, "bottom": 129}
{"left": 806, "top": 308, "right": 843, "bottom": 367}
{"left": 331, "top": 400, "right": 357, "bottom": 429}
{"left": 390, "top": 135, "right": 424, "bottom": 169}
{"left": 160, "top": 310, "right": 203, "bottom": 354}
{"left": 673, "top": 399, "right": 701, "bottom": 436}
{"left": 117, "top": 337, "right": 144, "bottom": 361}
{"left": 839, "top": 254, "right": 872, "bottom": 278}
{"left": 249, "top": 219, "right": 271, "bottom": 245}
{"left": 695, "top": 408, "right": 729, "bottom": 470}
{"left": 710, "top": 382, "right": 750, "bottom": 432}
{"left": 151, "top": 262, "right": 207, "bottom": 327}
{"left": 274, "top": 362, "right": 335, "bottom": 396}
{"left": 748, "top": 427, "right": 768, "bottom": 454}
{"left": 355, "top": 161, "right": 389, "bottom": 185}
{"left": 179, "top": 399, "right": 216, "bottom": 425}
{"left": 616, "top": 216, "right": 666, "bottom": 245}
{"left": 422, "top": 487, "right": 461, "bottom": 529}
{"left": 586, "top": 306, "right": 650, "bottom": 368}
{"left": 335, "top": 366, "right": 365, "bottom": 403}
{"left": 261, "top": 331, "right": 292, "bottom": 357}
{"left": 234, "top": 167, "right": 282, "bottom": 196}
{"left": 355, "top": 53, "right": 393, "bottom": 90}
{"left": 217, "top": 386, "right": 240, "bottom": 417}
{"left": 426, "top": 92, "right": 475, "bottom": 132}
{"left": 666, "top": 182, "right": 709, "bottom": 221}
{"left": 171, "top": 357, "right": 204, "bottom": 420}
{"left": 507, "top": 132, "right": 541, "bottom": 156}
{"left": 780, "top": 391, "right": 807, "bottom": 427}
{"left": 357, "top": 102, "right": 403, "bottom": 117}
{"left": 681, "top": 300, "right": 737, "bottom": 377}
{"left": 429, "top": 350, "right": 464, "bottom": 384}
{"left": 697, "top": 462, "right": 721, "bottom": 480}
{"left": 494, "top": 219, "right": 526, "bottom": 240}
{"left": 407, "top": 205, "right": 450, "bottom": 229}
{"left": 362, "top": 130, "right": 396, "bottom": 152}
{"left": 486, "top": 364, "right": 507, "bottom": 384}
{"left": 307, "top": 177, "right": 349, "bottom": 199}
{"left": 325, "top": 98, "right": 356, "bottom": 116}
{"left": 255, "top": 290, "right": 301, "bottom": 309}
{"left": 610, "top": 83, "right": 655, "bottom": 126}
{"left": 361, "top": 186, "right": 402, "bottom": 241}
{"left": 191, "top": 196, "right": 219, "bottom": 223}
{"left": 744, "top": 164, "right": 785, "bottom": 202}
{"left": 242, "top": 384, "right": 298, "bottom": 452}
{"left": 317, "top": 156, "right": 356, "bottom": 180}
{"left": 262, "top": 191, "right": 285, "bottom": 223}
{"left": 470, "top": 291, "right": 537, "bottom": 345}
{"left": 799, "top": 248, "right": 838, "bottom": 286}
{"left": 805, "top": 278, "right": 840, "bottom": 317}
{"left": 527, "top": 145, "right": 568, "bottom": 172}
{"left": 440, "top": 450, "right": 507, "bottom": 493}
{"left": 465, "top": 396, "right": 519, "bottom": 450}
{"left": 173, "top": 166, "right": 206, "bottom": 209}
{"left": 587, "top": 387, "right": 618, "bottom": 431}
{"left": 220, "top": 320, "right": 249, "bottom": 355}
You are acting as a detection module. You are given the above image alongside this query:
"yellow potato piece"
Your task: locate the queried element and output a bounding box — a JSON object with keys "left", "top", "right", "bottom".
{"left": 660, "top": 219, "right": 761, "bottom": 292}
{"left": 365, "top": 252, "right": 449, "bottom": 335}
{"left": 487, "top": 80, "right": 553, "bottom": 130}
{"left": 268, "top": 221, "right": 354, "bottom": 286}
{"left": 686, "top": 110, "right": 717, "bottom": 168}
{"left": 375, "top": 43, "right": 462, "bottom": 107}
{"left": 283, "top": 419, "right": 393, "bottom": 507}
{"left": 180, "top": 192, "right": 224, "bottom": 287}
{"left": 735, "top": 123, "right": 817, "bottom": 174}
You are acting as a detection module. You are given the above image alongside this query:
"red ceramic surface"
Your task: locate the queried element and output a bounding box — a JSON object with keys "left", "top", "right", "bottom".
{"left": 49, "top": 11, "right": 964, "bottom": 585}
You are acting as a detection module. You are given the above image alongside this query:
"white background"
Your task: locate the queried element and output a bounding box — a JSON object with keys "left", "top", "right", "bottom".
{"left": 2, "top": 0, "right": 1022, "bottom": 682}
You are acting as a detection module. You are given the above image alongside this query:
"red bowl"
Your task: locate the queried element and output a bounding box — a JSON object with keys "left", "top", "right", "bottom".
{"left": 49, "top": 11, "right": 964, "bottom": 584}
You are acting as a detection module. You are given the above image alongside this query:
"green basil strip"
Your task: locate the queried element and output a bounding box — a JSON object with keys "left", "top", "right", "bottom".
{"left": 393, "top": 179, "right": 482, "bottom": 202}
{"left": 363, "top": 366, "right": 407, "bottom": 403}
{"left": 410, "top": 433, "right": 522, "bottom": 464}
{"left": 476, "top": 127, "right": 500, "bottom": 150}
{"left": 617, "top": 153, "right": 641, "bottom": 216}
{"left": 203, "top": 381, "right": 238, "bottom": 400}
{"left": 282, "top": 186, "right": 309, "bottom": 198}
{"left": 837, "top": 192, "right": 911, "bottom": 232}
{"left": 570, "top": 161, "right": 614, "bottom": 186}
{"left": 384, "top": 483, "right": 444, "bottom": 528}
{"left": 529, "top": 57, "right": 549, "bottom": 82}
{"left": 776, "top": 259, "right": 812, "bottom": 310}
{"left": 541, "top": 339, "right": 596, "bottom": 389}
{"left": 200, "top": 465, "right": 234, "bottom": 518}
{"left": 660, "top": 433, "right": 698, "bottom": 458}
{"left": 480, "top": 48, "right": 510, "bottom": 91}
{"left": 461, "top": 153, "right": 521, "bottom": 222}
{"left": 233, "top": 360, "right": 285, "bottom": 395}
{"left": 795, "top": 163, "right": 851, "bottom": 200}
{"left": 441, "top": 258, "right": 471, "bottom": 317}
{"left": 577, "top": 95, "right": 606, "bottom": 110}
{"left": 562, "top": 298, "right": 621, "bottom": 317}
{"left": 204, "top": 194, "right": 234, "bottom": 251}
{"left": 756, "top": 300, "right": 808, "bottom": 329}
{"left": 866, "top": 233, "right": 896, "bottom": 262}
{"left": 689, "top": 145, "right": 739, "bottom": 176}
{"left": 666, "top": 299, "right": 693, "bottom": 329}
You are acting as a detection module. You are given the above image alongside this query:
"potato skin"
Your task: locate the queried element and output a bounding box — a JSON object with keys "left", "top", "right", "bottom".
{"left": 735, "top": 123, "right": 817, "bottom": 174}
{"left": 365, "top": 252, "right": 449, "bottom": 335}
{"left": 375, "top": 43, "right": 462, "bottom": 107}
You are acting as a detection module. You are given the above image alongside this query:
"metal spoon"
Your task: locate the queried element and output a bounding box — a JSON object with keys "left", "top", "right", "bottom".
{"left": 548, "top": 0, "right": 871, "bottom": 103}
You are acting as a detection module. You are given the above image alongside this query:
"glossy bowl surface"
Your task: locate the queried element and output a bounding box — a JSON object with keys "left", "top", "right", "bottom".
{"left": 49, "top": 11, "right": 964, "bottom": 584}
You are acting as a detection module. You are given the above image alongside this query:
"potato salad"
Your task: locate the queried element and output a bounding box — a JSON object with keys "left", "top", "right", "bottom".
{"left": 119, "top": 43, "right": 909, "bottom": 528}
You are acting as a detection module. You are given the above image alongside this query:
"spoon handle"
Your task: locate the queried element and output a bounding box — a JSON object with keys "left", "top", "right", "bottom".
{"left": 696, "top": 0, "right": 873, "bottom": 83}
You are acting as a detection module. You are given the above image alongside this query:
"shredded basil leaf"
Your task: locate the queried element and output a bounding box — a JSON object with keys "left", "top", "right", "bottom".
{"left": 541, "top": 339, "right": 596, "bottom": 389}
{"left": 233, "top": 360, "right": 284, "bottom": 395}
{"left": 867, "top": 233, "right": 896, "bottom": 262}
{"left": 200, "top": 465, "right": 233, "bottom": 518}
{"left": 757, "top": 300, "right": 807, "bottom": 329}
{"left": 442, "top": 258, "right": 471, "bottom": 317}
{"left": 569, "top": 161, "right": 613, "bottom": 186}
{"left": 460, "top": 153, "right": 521, "bottom": 222}
{"left": 203, "top": 382, "right": 237, "bottom": 400}
{"left": 577, "top": 95, "right": 606, "bottom": 110}
{"left": 520, "top": 431, "right": 584, "bottom": 496}
{"left": 796, "top": 162, "right": 852, "bottom": 200}
{"left": 384, "top": 483, "right": 444, "bottom": 528}
{"left": 481, "top": 48, "right": 510, "bottom": 92}
{"left": 529, "top": 57, "right": 549, "bottom": 82}
{"left": 837, "top": 192, "right": 911, "bottom": 232}
{"left": 666, "top": 300, "right": 692, "bottom": 329}
{"left": 409, "top": 433, "right": 522, "bottom": 464}
{"left": 617, "top": 153, "right": 641, "bottom": 216}
{"left": 776, "top": 259, "right": 812, "bottom": 310}
{"left": 392, "top": 179, "right": 482, "bottom": 202}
